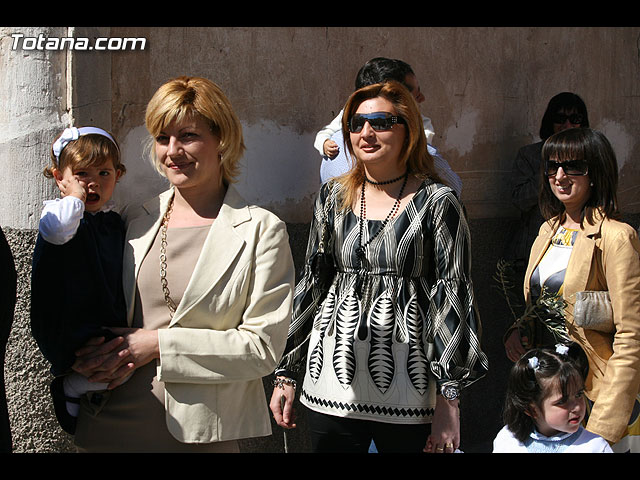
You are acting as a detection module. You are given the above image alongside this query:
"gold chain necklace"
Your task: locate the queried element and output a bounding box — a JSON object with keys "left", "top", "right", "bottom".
{"left": 159, "top": 197, "right": 177, "bottom": 318}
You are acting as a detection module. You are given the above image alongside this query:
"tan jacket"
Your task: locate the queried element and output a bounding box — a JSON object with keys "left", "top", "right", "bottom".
{"left": 122, "top": 186, "right": 294, "bottom": 443}
{"left": 525, "top": 211, "right": 640, "bottom": 443}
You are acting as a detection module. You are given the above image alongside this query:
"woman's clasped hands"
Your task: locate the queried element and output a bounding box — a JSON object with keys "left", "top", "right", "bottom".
{"left": 72, "top": 328, "right": 159, "bottom": 390}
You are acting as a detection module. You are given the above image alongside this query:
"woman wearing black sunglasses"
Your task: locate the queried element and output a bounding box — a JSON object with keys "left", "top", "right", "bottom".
{"left": 504, "top": 127, "right": 640, "bottom": 452}
{"left": 506, "top": 92, "right": 589, "bottom": 269}
{"left": 270, "top": 81, "right": 488, "bottom": 453}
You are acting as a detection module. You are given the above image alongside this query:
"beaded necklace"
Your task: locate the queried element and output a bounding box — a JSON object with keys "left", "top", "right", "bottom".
{"left": 364, "top": 172, "right": 407, "bottom": 186}
{"left": 355, "top": 171, "right": 409, "bottom": 267}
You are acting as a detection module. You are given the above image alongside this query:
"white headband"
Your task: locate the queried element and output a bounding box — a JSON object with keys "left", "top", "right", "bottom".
{"left": 52, "top": 126, "right": 118, "bottom": 160}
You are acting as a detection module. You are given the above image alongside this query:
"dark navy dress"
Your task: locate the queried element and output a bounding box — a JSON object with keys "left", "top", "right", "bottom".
{"left": 31, "top": 210, "right": 127, "bottom": 377}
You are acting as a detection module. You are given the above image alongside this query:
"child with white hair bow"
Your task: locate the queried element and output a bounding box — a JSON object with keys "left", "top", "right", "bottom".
{"left": 30, "top": 126, "right": 131, "bottom": 435}
{"left": 493, "top": 344, "right": 612, "bottom": 453}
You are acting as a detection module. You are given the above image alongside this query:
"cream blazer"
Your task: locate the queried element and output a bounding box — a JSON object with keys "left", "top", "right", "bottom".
{"left": 122, "top": 186, "right": 294, "bottom": 444}
{"left": 525, "top": 211, "right": 640, "bottom": 443}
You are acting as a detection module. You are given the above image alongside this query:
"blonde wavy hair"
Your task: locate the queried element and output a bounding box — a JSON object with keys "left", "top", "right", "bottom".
{"left": 144, "top": 76, "right": 245, "bottom": 186}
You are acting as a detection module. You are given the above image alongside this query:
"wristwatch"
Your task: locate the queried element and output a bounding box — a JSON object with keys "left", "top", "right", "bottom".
{"left": 440, "top": 385, "right": 459, "bottom": 401}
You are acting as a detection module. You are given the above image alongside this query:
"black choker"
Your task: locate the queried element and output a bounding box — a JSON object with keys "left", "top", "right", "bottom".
{"left": 364, "top": 172, "right": 408, "bottom": 185}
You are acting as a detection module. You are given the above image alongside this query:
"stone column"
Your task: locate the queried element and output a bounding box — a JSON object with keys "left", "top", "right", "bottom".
{"left": 0, "top": 26, "right": 112, "bottom": 452}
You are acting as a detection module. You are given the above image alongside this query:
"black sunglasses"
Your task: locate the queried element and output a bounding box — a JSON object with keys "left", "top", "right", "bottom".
{"left": 552, "top": 112, "right": 583, "bottom": 125}
{"left": 545, "top": 159, "right": 589, "bottom": 176}
{"left": 348, "top": 112, "right": 406, "bottom": 133}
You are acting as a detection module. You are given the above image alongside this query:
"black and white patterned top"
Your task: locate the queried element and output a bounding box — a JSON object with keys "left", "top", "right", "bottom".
{"left": 276, "top": 179, "right": 488, "bottom": 424}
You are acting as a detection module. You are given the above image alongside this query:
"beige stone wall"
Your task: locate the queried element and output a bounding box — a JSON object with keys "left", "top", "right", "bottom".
{"left": 2, "top": 26, "right": 639, "bottom": 226}
{"left": 108, "top": 26, "right": 640, "bottom": 220}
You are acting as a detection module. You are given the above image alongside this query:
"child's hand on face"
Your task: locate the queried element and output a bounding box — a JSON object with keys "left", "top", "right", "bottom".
{"left": 56, "top": 169, "right": 87, "bottom": 202}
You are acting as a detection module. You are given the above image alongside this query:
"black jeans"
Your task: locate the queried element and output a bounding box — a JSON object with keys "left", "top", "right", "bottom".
{"left": 307, "top": 408, "right": 431, "bottom": 453}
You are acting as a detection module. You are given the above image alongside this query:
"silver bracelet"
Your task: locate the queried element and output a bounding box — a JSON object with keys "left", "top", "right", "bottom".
{"left": 272, "top": 377, "right": 297, "bottom": 390}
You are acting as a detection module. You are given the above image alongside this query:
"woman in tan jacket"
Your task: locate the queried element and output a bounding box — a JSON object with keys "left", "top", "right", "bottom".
{"left": 504, "top": 128, "right": 640, "bottom": 452}
{"left": 70, "top": 76, "right": 295, "bottom": 452}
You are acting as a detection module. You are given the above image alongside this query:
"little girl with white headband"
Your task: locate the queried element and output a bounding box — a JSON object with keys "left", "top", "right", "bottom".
{"left": 493, "top": 344, "right": 612, "bottom": 453}
{"left": 31, "top": 126, "right": 130, "bottom": 435}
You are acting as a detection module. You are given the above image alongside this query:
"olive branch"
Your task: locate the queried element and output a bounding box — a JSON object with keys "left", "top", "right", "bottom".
{"left": 493, "top": 259, "right": 571, "bottom": 345}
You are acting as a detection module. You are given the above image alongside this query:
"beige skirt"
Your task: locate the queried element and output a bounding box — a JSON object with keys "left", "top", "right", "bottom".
{"left": 74, "top": 361, "right": 239, "bottom": 453}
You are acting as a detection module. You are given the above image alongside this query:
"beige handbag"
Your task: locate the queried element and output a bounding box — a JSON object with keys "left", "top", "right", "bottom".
{"left": 573, "top": 291, "right": 614, "bottom": 333}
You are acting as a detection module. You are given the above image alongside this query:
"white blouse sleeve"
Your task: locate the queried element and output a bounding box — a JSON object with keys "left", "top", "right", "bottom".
{"left": 39, "top": 196, "right": 85, "bottom": 245}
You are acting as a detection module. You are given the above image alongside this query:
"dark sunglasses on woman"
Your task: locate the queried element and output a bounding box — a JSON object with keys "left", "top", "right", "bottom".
{"left": 545, "top": 159, "right": 589, "bottom": 176}
{"left": 348, "top": 112, "right": 406, "bottom": 133}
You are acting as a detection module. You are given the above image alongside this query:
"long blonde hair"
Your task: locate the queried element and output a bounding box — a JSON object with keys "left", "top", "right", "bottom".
{"left": 337, "top": 81, "right": 441, "bottom": 211}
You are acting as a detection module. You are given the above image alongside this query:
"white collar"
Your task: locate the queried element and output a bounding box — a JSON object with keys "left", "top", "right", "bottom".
{"left": 530, "top": 427, "right": 582, "bottom": 442}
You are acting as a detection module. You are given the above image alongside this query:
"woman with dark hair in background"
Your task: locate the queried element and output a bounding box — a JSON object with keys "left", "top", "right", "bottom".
{"left": 506, "top": 92, "right": 589, "bottom": 268}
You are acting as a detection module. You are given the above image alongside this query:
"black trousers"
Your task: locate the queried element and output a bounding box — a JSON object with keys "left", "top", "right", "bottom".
{"left": 307, "top": 408, "right": 431, "bottom": 453}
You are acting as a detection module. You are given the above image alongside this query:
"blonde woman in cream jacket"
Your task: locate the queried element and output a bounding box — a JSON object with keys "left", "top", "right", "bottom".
{"left": 71, "top": 76, "right": 294, "bottom": 452}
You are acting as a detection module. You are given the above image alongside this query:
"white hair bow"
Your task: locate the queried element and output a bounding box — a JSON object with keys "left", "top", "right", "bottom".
{"left": 528, "top": 356, "right": 540, "bottom": 371}
{"left": 555, "top": 344, "right": 569, "bottom": 356}
{"left": 52, "top": 127, "right": 80, "bottom": 159}
{"left": 52, "top": 126, "right": 118, "bottom": 160}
